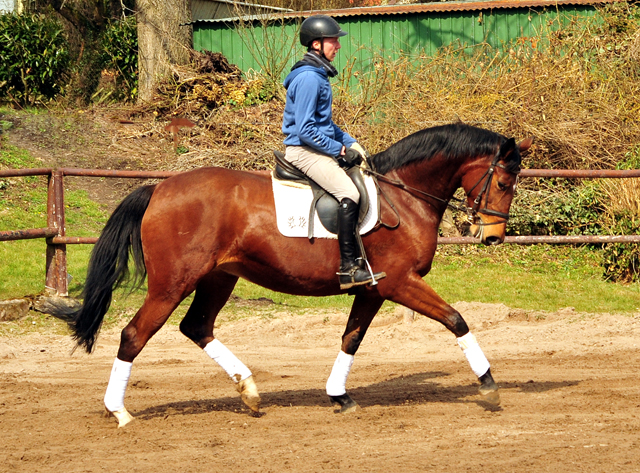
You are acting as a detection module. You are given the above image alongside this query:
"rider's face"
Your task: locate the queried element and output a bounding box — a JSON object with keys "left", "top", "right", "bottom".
{"left": 312, "top": 37, "right": 341, "bottom": 62}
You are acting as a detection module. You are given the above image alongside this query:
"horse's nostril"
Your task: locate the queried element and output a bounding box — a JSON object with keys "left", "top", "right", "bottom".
{"left": 485, "top": 236, "right": 502, "bottom": 246}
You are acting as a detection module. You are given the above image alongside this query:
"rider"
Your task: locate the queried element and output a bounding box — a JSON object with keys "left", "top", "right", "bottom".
{"left": 282, "top": 14, "right": 386, "bottom": 290}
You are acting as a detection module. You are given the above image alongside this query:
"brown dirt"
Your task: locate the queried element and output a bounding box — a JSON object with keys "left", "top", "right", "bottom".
{"left": 1, "top": 302, "right": 640, "bottom": 472}
{"left": 2, "top": 107, "right": 640, "bottom": 471}
{"left": 2, "top": 107, "right": 179, "bottom": 211}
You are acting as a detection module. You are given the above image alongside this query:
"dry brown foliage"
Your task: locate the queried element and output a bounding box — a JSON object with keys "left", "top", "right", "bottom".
{"left": 600, "top": 178, "right": 640, "bottom": 220}
{"left": 151, "top": 51, "right": 264, "bottom": 117}
{"left": 332, "top": 8, "right": 640, "bottom": 175}
{"left": 136, "top": 3, "right": 639, "bottom": 225}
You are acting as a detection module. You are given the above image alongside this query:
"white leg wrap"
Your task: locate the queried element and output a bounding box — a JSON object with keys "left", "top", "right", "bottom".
{"left": 326, "top": 351, "right": 354, "bottom": 397}
{"left": 203, "top": 339, "right": 252, "bottom": 383}
{"left": 104, "top": 358, "right": 132, "bottom": 412}
{"left": 457, "top": 332, "right": 490, "bottom": 378}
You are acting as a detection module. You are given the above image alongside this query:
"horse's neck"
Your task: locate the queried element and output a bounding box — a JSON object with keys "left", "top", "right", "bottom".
{"left": 394, "top": 158, "right": 462, "bottom": 202}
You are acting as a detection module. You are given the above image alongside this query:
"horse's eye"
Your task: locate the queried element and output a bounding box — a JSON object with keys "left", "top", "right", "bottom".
{"left": 497, "top": 181, "right": 509, "bottom": 191}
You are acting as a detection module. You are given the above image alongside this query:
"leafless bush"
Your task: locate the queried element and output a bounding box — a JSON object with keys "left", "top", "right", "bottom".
{"left": 333, "top": 4, "right": 640, "bottom": 177}
{"left": 145, "top": 3, "right": 639, "bottom": 226}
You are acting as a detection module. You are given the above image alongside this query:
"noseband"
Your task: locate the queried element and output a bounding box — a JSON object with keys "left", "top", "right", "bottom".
{"left": 464, "top": 151, "right": 520, "bottom": 227}
{"left": 365, "top": 150, "right": 520, "bottom": 228}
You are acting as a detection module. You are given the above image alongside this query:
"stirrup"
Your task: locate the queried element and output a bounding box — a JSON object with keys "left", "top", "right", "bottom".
{"left": 338, "top": 265, "right": 386, "bottom": 290}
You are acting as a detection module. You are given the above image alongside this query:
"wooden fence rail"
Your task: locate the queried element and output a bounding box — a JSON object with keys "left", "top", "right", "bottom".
{"left": 1, "top": 167, "right": 640, "bottom": 296}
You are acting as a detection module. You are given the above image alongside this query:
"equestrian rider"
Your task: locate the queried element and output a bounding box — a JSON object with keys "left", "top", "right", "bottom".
{"left": 282, "top": 15, "right": 386, "bottom": 290}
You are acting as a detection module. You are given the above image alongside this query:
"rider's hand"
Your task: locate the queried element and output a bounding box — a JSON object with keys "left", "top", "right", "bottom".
{"left": 343, "top": 147, "right": 363, "bottom": 167}
{"left": 349, "top": 142, "right": 369, "bottom": 158}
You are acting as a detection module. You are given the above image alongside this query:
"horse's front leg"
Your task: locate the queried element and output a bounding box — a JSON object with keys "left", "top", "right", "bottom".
{"left": 383, "top": 273, "right": 500, "bottom": 405}
{"left": 326, "top": 293, "right": 384, "bottom": 413}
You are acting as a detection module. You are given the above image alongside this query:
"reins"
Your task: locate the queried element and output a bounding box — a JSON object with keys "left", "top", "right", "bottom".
{"left": 363, "top": 150, "right": 520, "bottom": 228}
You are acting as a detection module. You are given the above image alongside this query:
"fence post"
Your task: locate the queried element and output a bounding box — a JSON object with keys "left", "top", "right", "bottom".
{"left": 45, "top": 170, "right": 68, "bottom": 296}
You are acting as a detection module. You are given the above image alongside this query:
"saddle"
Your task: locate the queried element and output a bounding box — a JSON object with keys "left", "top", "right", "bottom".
{"left": 272, "top": 150, "right": 370, "bottom": 240}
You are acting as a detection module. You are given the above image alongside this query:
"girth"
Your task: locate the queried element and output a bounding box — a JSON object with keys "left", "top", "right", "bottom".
{"left": 273, "top": 150, "right": 369, "bottom": 239}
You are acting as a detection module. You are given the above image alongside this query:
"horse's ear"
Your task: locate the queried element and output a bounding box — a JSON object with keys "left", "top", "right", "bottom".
{"left": 518, "top": 137, "right": 533, "bottom": 152}
{"left": 499, "top": 137, "right": 516, "bottom": 157}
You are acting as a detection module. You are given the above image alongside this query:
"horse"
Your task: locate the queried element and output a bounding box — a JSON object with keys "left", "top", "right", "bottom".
{"left": 56, "top": 123, "right": 532, "bottom": 427}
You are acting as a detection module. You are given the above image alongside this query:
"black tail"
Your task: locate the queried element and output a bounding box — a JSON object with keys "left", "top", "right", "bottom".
{"left": 67, "top": 185, "right": 155, "bottom": 353}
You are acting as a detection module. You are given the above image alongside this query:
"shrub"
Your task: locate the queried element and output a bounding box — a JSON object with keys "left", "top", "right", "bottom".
{"left": 98, "top": 15, "right": 138, "bottom": 102}
{"left": 602, "top": 219, "right": 640, "bottom": 283}
{"left": 600, "top": 150, "right": 640, "bottom": 283}
{"left": 508, "top": 181, "right": 607, "bottom": 237}
{"left": 0, "top": 13, "right": 70, "bottom": 105}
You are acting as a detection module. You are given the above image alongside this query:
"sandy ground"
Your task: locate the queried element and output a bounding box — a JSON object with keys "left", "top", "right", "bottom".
{"left": 1, "top": 302, "right": 640, "bottom": 473}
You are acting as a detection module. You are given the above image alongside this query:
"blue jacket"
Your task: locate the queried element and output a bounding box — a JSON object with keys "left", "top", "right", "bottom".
{"left": 282, "top": 65, "right": 356, "bottom": 157}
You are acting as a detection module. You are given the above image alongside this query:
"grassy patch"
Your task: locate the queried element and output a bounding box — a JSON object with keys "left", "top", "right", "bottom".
{"left": 0, "top": 141, "right": 40, "bottom": 169}
{"left": 429, "top": 244, "right": 640, "bottom": 313}
{"left": 1, "top": 242, "right": 638, "bottom": 339}
{"left": 101, "top": 244, "right": 640, "bottom": 326}
{"left": 0, "top": 138, "right": 109, "bottom": 299}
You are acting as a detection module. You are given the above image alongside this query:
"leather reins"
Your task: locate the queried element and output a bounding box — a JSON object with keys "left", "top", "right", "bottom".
{"left": 363, "top": 150, "right": 520, "bottom": 229}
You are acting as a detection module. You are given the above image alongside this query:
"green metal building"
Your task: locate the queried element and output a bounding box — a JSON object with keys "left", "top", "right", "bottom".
{"left": 191, "top": 0, "right": 616, "bottom": 79}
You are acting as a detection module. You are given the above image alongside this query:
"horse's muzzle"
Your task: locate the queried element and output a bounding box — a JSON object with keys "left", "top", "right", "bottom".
{"left": 483, "top": 234, "right": 504, "bottom": 246}
{"left": 471, "top": 221, "right": 505, "bottom": 246}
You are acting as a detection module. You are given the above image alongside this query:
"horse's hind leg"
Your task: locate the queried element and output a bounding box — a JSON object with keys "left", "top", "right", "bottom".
{"left": 179, "top": 271, "right": 260, "bottom": 413}
{"left": 104, "top": 295, "right": 183, "bottom": 427}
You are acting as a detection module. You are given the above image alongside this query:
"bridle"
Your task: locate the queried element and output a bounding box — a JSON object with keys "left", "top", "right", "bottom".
{"left": 463, "top": 151, "right": 520, "bottom": 226}
{"left": 363, "top": 150, "right": 520, "bottom": 228}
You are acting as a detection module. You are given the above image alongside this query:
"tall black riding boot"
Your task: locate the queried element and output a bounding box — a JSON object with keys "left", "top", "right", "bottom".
{"left": 337, "top": 198, "right": 386, "bottom": 290}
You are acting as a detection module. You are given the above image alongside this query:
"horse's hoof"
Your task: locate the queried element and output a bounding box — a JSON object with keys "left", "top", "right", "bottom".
{"left": 105, "top": 407, "right": 134, "bottom": 428}
{"left": 478, "top": 369, "right": 500, "bottom": 406}
{"left": 237, "top": 376, "right": 261, "bottom": 413}
{"left": 329, "top": 393, "right": 359, "bottom": 414}
{"left": 479, "top": 388, "right": 501, "bottom": 406}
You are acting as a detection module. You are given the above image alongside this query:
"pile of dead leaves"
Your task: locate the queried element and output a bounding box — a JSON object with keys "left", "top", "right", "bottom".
{"left": 151, "top": 50, "right": 268, "bottom": 119}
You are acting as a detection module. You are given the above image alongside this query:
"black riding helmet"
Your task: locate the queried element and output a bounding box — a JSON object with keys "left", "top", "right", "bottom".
{"left": 300, "top": 15, "right": 347, "bottom": 48}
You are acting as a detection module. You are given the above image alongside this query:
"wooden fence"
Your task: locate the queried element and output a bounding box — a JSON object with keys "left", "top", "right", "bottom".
{"left": 1, "top": 167, "right": 640, "bottom": 296}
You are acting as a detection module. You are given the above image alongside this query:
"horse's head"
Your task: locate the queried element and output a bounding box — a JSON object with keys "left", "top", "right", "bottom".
{"left": 462, "top": 136, "right": 533, "bottom": 245}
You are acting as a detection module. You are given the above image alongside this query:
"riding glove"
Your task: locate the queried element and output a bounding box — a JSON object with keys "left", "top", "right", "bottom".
{"left": 349, "top": 142, "right": 369, "bottom": 158}
{"left": 341, "top": 148, "right": 363, "bottom": 167}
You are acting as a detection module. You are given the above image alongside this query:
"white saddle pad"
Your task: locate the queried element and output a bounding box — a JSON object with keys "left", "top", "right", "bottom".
{"left": 272, "top": 172, "right": 379, "bottom": 239}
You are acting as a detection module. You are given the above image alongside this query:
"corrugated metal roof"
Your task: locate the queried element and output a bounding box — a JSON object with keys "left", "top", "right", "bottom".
{"left": 191, "top": 0, "right": 618, "bottom": 23}
{"left": 195, "top": 0, "right": 292, "bottom": 10}
{"left": 191, "top": 0, "right": 292, "bottom": 21}
{"left": 302, "top": 0, "right": 619, "bottom": 17}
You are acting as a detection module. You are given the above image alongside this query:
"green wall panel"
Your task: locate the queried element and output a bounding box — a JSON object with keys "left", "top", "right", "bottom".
{"left": 192, "top": 5, "right": 599, "bottom": 82}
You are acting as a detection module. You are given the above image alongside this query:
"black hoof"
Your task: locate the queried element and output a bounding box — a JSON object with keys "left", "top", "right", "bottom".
{"left": 329, "top": 393, "right": 359, "bottom": 414}
{"left": 478, "top": 368, "right": 500, "bottom": 406}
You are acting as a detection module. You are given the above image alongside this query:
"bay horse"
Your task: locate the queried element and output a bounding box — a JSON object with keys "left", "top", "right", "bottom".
{"left": 58, "top": 123, "right": 531, "bottom": 427}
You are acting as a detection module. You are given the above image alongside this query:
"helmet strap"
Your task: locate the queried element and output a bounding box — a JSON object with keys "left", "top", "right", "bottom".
{"left": 318, "top": 38, "right": 327, "bottom": 59}
{"left": 309, "top": 38, "right": 327, "bottom": 60}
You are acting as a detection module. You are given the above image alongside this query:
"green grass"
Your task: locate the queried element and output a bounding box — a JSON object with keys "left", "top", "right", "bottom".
{"left": 1, "top": 137, "right": 110, "bottom": 297}
{"left": 428, "top": 245, "right": 640, "bottom": 313}
{"left": 60, "top": 243, "right": 640, "bottom": 318}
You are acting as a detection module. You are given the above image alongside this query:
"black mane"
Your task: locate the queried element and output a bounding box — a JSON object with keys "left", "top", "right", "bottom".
{"left": 371, "top": 123, "right": 511, "bottom": 174}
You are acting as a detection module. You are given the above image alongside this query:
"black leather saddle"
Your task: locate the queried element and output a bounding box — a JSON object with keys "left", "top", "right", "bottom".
{"left": 273, "top": 150, "right": 369, "bottom": 239}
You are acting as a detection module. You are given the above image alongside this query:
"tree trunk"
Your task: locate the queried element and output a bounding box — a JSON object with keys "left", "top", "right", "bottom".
{"left": 137, "top": 0, "right": 192, "bottom": 103}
